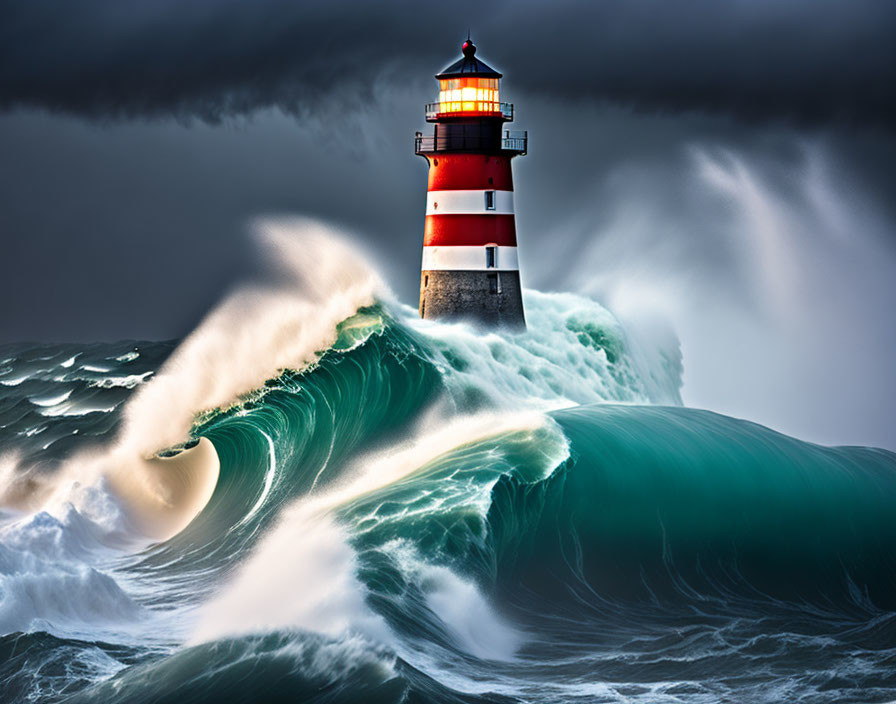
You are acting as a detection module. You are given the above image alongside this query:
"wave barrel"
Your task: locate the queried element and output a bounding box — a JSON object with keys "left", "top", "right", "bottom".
{"left": 415, "top": 39, "right": 527, "bottom": 329}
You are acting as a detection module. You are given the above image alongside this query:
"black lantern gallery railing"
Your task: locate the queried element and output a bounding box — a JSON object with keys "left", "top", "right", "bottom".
{"left": 415, "top": 130, "right": 527, "bottom": 156}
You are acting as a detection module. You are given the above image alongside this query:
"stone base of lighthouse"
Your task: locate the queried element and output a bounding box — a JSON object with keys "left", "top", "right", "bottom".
{"left": 419, "top": 270, "right": 525, "bottom": 328}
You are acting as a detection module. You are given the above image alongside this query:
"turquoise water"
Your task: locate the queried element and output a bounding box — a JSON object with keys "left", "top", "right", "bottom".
{"left": 1, "top": 292, "right": 895, "bottom": 703}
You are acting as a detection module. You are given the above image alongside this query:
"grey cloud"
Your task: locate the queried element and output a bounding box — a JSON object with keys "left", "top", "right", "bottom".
{"left": 1, "top": 0, "right": 894, "bottom": 126}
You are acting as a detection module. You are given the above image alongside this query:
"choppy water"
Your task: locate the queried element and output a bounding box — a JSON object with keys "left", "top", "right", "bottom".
{"left": 2, "top": 227, "right": 895, "bottom": 703}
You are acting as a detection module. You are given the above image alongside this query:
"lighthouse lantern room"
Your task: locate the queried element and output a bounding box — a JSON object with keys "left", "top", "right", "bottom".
{"left": 415, "top": 38, "right": 527, "bottom": 328}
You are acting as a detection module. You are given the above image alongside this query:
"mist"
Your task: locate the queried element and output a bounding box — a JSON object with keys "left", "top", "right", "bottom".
{"left": 522, "top": 109, "right": 896, "bottom": 448}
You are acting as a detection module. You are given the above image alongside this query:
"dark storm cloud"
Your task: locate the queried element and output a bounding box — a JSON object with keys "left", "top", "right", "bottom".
{"left": 1, "top": 0, "right": 894, "bottom": 126}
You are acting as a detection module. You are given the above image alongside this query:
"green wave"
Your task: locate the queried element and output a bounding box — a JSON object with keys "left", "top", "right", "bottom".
{"left": 9, "top": 295, "right": 896, "bottom": 704}
{"left": 489, "top": 405, "right": 896, "bottom": 610}
{"left": 164, "top": 302, "right": 896, "bottom": 616}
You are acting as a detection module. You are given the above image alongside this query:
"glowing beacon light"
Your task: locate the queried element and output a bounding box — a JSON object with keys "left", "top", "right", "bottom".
{"left": 415, "top": 38, "right": 527, "bottom": 328}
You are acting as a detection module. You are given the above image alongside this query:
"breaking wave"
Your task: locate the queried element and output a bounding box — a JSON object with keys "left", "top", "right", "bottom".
{"left": 0, "top": 218, "right": 894, "bottom": 703}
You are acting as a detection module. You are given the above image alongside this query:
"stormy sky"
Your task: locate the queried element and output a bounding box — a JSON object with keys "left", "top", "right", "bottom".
{"left": 1, "top": 0, "right": 895, "bottom": 448}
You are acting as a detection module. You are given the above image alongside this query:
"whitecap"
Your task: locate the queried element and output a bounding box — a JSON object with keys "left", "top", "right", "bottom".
{"left": 29, "top": 389, "right": 74, "bottom": 407}
{"left": 89, "top": 371, "right": 153, "bottom": 389}
{"left": 114, "top": 351, "right": 140, "bottom": 363}
{"left": 0, "top": 375, "right": 29, "bottom": 387}
{"left": 39, "top": 401, "right": 118, "bottom": 418}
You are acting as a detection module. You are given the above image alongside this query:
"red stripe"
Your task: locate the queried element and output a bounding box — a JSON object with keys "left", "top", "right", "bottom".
{"left": 424, "top": 215, "right": 518, "bottom": 246}
{"left": 427, "top": 154, "right": 514, "bottom": 191}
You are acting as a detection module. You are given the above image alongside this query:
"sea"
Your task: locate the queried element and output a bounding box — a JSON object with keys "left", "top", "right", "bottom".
{"left": 1, "top": 220, "right": 895, "bottom": 703}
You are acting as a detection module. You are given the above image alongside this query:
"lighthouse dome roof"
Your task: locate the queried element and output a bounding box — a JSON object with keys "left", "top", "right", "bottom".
{"left": 435, "top": 39, "right": 502, "bottom": 80}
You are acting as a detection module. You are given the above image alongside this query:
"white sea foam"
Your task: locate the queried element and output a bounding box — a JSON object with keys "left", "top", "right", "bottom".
{"left": 320, "top": 409, "right": 550, "bottom": 511}
{"left": 406, "top": 288, "right": 682, "bottom": 412}
{"left": 383, "top": 541, "right": 522, "bottom": 662}
{"left": 191, "top": 411, "right": 548, "bottom": 649}
{"left": 190, "top": 506, "right": 387, "bottom": 645}
{"left": 0, "top": 482, "right": 139, "bottom": 638}
{"left": 88, "top": 371, "right": 153, "bottom": 389}
{"left": 0, "top": 504, "right": 143, "bottom": 638}
{"left": 423, "top": 564, "right": 520, "bottom": 660}
{"left": 59, "top": 354, "right": 79, "bottom": 368}
{"left": 0, "top": 552, "right": 141, "bottom": 637}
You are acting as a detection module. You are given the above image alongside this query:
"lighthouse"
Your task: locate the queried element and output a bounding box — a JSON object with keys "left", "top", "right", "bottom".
{"left": 415, "top": 38, "right": 527, "bottom": 328}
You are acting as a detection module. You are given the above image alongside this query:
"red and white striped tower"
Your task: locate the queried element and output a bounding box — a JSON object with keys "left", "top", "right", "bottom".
{"left": 415, "top": 38, "right": 527, "bottom": 328}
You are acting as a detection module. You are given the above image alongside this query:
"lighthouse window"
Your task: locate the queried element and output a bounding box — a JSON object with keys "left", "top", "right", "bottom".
{"left": 488, "top": 273, "right": 499, "bottom": 294}
{"left": 484, "top": 191, "right": 496, "bottom": 210}
{"left": 437, "top": 78, "right": 500, "bottom": 115}
{"left": 486, "top": 246, "right": 497, "bottom": 268}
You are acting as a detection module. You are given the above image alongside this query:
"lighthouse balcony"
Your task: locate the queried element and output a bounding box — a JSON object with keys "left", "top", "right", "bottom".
{"left": 415, "top": 130, "right": 527, "bottom": 156}
{"left": 425, "top": 101, "right": 514, "bottom": 122}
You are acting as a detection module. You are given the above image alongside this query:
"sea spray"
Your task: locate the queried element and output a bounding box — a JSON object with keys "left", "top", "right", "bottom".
{"left": 191, "top": 507, "right": 388, "bottom": 645}
{"left": 120, "top": 218, "right": 384, "bottom": 459}
{"left": 406, "top": 289, "right": 682, "bottom": 414}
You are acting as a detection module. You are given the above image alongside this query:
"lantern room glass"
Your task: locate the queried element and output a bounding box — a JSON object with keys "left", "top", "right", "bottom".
{"left": 436, "top": 77, "right": 501, "bottom": 115}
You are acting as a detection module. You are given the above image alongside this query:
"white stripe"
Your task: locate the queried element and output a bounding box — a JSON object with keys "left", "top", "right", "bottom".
{"left": 426, "top": 190, "right": 514, "bottom": 215}
{"left": 422, "top": 245, "right": 519, "bottom": 271}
